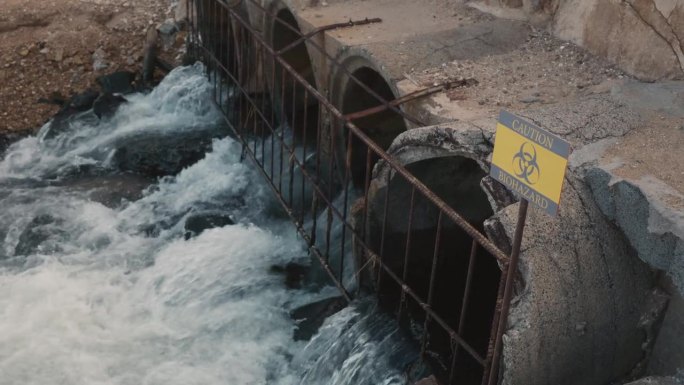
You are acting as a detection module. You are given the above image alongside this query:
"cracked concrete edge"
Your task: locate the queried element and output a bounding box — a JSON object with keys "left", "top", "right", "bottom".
{"left": 373, "top": 121, "right": 494, "bottom": 178}
{"left": 493, "top": 171, "right": 653, "bottom": 385}
{"left": 571, "top": 141, "right": 684, "bottom": 296}
{"left": 625, "top": 375, "right": 684, "bottom": 385}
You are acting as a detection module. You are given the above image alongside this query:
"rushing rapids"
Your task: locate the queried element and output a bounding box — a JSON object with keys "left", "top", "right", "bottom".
{"left": 0, "top": 65, "right": 421, "bottom": 385}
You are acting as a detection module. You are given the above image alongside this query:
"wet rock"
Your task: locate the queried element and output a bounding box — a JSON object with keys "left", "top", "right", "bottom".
{"left": 14, "top": 214, "right": 65, "bottom": 256}
{"left": 291, "top": 296, "right": 348, "bottom": 341}
{"left": 93, "top": 92, "right": 127, "bottom": 119}
{"left": 42, "top": 89, "right": 101, "bottom": 140}
{"left": 37, "top": 91, "right": 67, "bottom": 106}
{"left": 68, "top": 88, "right": 100, "bottom": 111}
{"left": 96, "top": 71, "right": 136, "bottom": 94}
{"left": 414, "top": 376, "right": 439, "bottom": 385}
{"left": 44, "top": 109, "right": 99, "bottom": 141}
{"left": 270, "top": 262, "right": 309, "bottom": 289}
{"left": 54, "top": 47, "right": 64, "bottom": 62}
{"left": 158, "top": 19, "right": 179, "bottom": 37}
{"left": 92, "top": 47, "right": 108, "bottom": 71}
{"left": 184, "top": 212, "right": 235, "bottom": 240}
{"left": 0, "top": 132, "right": 24, "bottom": 158}
{"left": 60, "top": 174, "right": 156, "bottom": 208}
{"left": 111, "top": 126, "right": 221, "bottom": 177}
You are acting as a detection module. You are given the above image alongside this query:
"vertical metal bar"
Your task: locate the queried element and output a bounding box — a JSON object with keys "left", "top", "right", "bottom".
{"left": 310, "top": 103, "right": 323, "bottom": 246}
{"left": 252, "top": 35, "right": 259, "bottom": 158}
{"left": 234, "top": 18, "right": 243, "bottom": 138}
{"left": 260, "top": 46, "right": 267, "bottom": 165}
{"left": 279, "top": 69, "right": 286, "bottom": 193}
{"left": 420, "top": 211, "right": 443, "bottom": 358}
{"left": 397, "top": 186, "right": 416, "bottom": 321}
{"left": 357, "top": 146, "right": 373, "bottom": 294}
{"left": 459, "top": 239, "right": 479, "bottom": 336}
{"left": 486, "top": 200, "right": 529, "bottom": 385}
{"left": 300, "top": 91, "right": 309, "bottom": 224}
{"left": 270, "top": 52, "right": 276, "bottom": 180}
{"left": 217, "top": 5, "right": 223, "bottom": 108}
{"left": 211, "top": 0, "right": 217, "bottom": 100}
{"left": 324, "top": 118, "right": 336, "bottom": 264}
{"left": 289, "top": 77, "right": 297, "bottom": 208}
{"left": 481, "top": 260, "right": 508, "bottom": 385}
{"left": 376, "top": 168, "right": 392, "bottom": 289}
{"left": 450, "top": 238, "right": 480, "bottom": 382}
{"left": 338, "top": 128, "right": 353, "bottom": 284}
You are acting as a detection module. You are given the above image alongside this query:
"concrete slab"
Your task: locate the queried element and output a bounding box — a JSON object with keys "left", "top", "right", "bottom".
{"left": 292, "top": 0, "right": 530, "bottom": 96}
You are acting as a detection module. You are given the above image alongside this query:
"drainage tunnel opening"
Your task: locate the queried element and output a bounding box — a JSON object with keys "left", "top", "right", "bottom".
{"left": 341, "top": 67, "right": 407, "bottom": 189}
{"left": 272, "top": 9, "right": 320, "bottom": 144}
{"left": 371, "top": 156, "right": 501, "bottom": 384}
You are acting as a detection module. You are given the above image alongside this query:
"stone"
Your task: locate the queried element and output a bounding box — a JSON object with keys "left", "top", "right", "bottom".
{"left": 93, "top": 92, "right": 127, "bottom": 119}
{"left": 13, "top": 214, "right": 65, "bottom": 257}
{"left": 54, "top": 48, "right": 64, "bottom": 62}
{"left": 290, "top": 296, "right": 347, "bottom": 341}
{"left": 92, "top": 47, "right": 108, "bottom": 71}
{"left": 96, "top": 71, "right": 136, "bottom": 94}
{"left": 42, "top": 89, "right": 101, "bottom": 140}
{"left": 157, "top": 19, "right": 178, "bottom": 37}
{"left": 68, "top": 88, "right": 100, "bottom": 111}
{"left": 183, "top": 212, "right": 235, "bottom": 240}
{"left": 414, "top": 376, "right": 439, "bottom": 385}
{"left": 110, "top": 126, "right": 222, "bottom": 177}
{"left": 270, "top": 262, "right": 309, "bottom": 289}
{"left": 0, "top": 132, "right": 23, "bottom": 158}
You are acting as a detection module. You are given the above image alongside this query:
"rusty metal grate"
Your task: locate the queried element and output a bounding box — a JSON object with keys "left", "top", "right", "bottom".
{"left": 186, "top": 1, "right": 520, "bottom": 383}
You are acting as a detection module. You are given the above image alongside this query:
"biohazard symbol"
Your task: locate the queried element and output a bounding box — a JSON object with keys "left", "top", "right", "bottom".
{"left": 512, "top": 142, "right": 541, "bottom": 185}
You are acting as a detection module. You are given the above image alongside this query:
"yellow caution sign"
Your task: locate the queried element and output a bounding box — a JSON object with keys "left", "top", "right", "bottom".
{"left": 490, "top": 111, "right": 571, "bottom": 216}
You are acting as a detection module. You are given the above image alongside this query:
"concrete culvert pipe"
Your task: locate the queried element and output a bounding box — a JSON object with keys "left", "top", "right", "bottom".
{"left": 362, "top": 123, "right": 656, "bottom": 385}
{"left": 335, "top": 62, "right": 408, "bottom": 189}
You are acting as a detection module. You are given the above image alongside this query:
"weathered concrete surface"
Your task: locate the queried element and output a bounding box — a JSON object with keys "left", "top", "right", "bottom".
{"left": 649, "top": 287, "right": 684, "bottom": 377}
{"left": 471, "top": 0, "right": 684, "bottom": 81}
{"left": 583, "top": 170, "right": 684, "bottom": 292}
{"left": 626, "top": 376, "right": 684, "bottom": 385}
{"left": 569, "top": 81, "right": 684, "bottom": 295}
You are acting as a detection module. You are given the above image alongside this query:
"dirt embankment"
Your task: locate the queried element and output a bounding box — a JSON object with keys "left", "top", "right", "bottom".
{"left": 0, "top": 0, "right": 183, "bottom": 135}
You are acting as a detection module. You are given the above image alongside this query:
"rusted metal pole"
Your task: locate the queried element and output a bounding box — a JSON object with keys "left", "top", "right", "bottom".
{"left": 343, "top": 79, "right": 472, "bottom": 121}
{"left": 487, "top": 199, "right": 529, "bottom": 385}
{"left": 276, "top": 18, "right": 382, "bottom": 56}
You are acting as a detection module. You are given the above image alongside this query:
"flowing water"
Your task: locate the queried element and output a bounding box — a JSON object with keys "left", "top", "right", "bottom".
{"left": 0, "top": 64, "right": 421, "bottom": 385}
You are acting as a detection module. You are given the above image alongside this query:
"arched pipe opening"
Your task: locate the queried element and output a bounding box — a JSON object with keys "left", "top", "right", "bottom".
{"left": 366, "top": 155, "right": 502, "bottom": 384}
{"left": 270, "top": 8, "right": 320, "bottom": 145}
{"left": 339, "top": 66, "right": 408, "bottom": 190}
